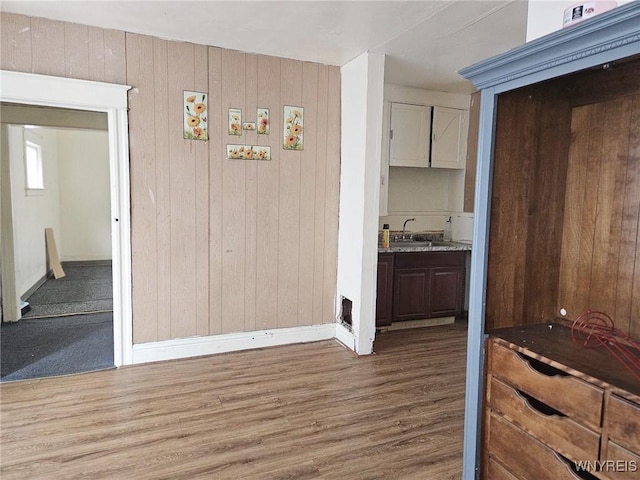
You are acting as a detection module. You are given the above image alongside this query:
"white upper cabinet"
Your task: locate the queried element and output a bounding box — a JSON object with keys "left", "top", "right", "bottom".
{"left": 430, "top": 106, "right": 468, "bottom": 169}
{"left": 389, "top": 102, "right": 432, "bottom": 168}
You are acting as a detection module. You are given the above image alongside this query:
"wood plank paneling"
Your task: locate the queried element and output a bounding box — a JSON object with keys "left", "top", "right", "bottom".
{"left": 208, "top": 47, "right": 224, "bottom": 335}
{"left": 559, "top": 94, "right": 640, "bottom": 334}
{"left": 194, "top": 44, "right": 210, "bottom": 337}
{"left": 629, "top": 96, "right": 640, "bottom": 339}
{"left": 64, "top": 22, "right": 90, "bottom": 79}
{"left": 168, "top": 41, "right": 199, "bottom": 339}
{"left": 486, "top": 89, "right": 537, "bottom": 330}
{"left": 1, "top": 11, "right": 341, "bottom": 344}
{"left": 221, "top": 49, "right": 247, "bottom": 334}
{"left": 126, "top": 33, "right": 159, "bottom": 343}
{"left": 324, "top": 67, "right": 341, "bottom": 324}
{"left": 153, "top": 37, "right": 171, "bottom": 341}
{"left": 278, "top": 59, "right": 303, "bottom": 328}
{"left": 298, "top": 62, "right": 319, "bottom": 326}
{"left": 0, "top": 13, "right": 32, "bottom": 72}
{"left": 30, "top": 17, "right": 65, "bottom": 77}
{"left": 244, "top": 53, "right": 258, "bottom": 333}
{"left": 312, "top": 65, "right": 330, "bottom": 325}
{"left": 255, "top": 54, "right": 281, "bottom": 331}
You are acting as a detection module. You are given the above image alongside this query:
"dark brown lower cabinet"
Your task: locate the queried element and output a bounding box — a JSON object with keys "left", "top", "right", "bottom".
{"left": 375, "top": 253, "right": 394, "bottom": 327}
{"left": 376, "top": 251, "right": 465, "bottom": 327}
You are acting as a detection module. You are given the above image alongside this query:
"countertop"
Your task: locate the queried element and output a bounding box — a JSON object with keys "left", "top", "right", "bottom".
{"left": 378, "top": 240, "right": 472, "bottom": 253}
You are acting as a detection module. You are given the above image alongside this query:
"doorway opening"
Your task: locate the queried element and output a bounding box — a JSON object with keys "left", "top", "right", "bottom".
{"left": 1, "top": 116, "right": 115, "bottom": 380}
{"left": 0, "top": 70, "right": 132, "bottom": 374}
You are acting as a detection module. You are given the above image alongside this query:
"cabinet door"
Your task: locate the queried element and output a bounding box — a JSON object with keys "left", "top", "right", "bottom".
{"left": 393, "top": 268, "right": 430, "bottom": 322}
{"left": 431, "top": 106, "right": 468, "bottom": 169}
{"left": 389, "top": 103, "right": 431, "bottom": 168}
{"left": 376, "top": 253, "right": 394, "bottom": 327}
{"left": 379, "top": 101, "right": 390, "bottom": 215}
{"left": 429, "top": 266, "right": 463, "bottom": 317}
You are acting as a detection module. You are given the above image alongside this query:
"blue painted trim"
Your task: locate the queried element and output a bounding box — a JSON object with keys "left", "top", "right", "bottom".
{"left": 462, "top": 87, "right": 496, "bottom": 479}
{"left": 460, "top": 2, "right": 640, "bottom": 90}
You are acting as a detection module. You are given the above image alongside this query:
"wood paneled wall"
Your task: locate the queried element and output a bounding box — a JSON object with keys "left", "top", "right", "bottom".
{"left": 1, "top": 13, "right": 341, "bottom": 343}
{"left": 559, "top": 94, "right": 640, "bottom": 338}
{"left": 486, "top": 58, "right": 640, "bottom": 339}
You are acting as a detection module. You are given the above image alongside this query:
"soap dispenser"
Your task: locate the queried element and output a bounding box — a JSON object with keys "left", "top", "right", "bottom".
{"left": 443, "top": 216, "right": 452, "bottom": 242}
{"left": 382, "top": 224, "right": 390, "bottom": 248}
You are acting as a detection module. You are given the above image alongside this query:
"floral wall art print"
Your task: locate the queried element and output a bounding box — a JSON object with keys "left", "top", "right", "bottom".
{"left": 283, "top": 105, "right": 303, "bottom": 150}
{"left": 228, "top": 108, "right": 242, "bottom": 136}
{"left": 184, "top": 91, "right": 208, "bottom": 140}
{"left": 226, "top": 145, "right": 271, "bottom": 161}
{"left": 257, "top": 108, "right": 270, "bottom": 134}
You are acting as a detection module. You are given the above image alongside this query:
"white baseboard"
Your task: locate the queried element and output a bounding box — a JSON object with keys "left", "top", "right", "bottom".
{"left": 131, "top": 323, "right": 338, "bottom": 364}
{"left": 334, "top": 322, "right": 355, "bottom": 350}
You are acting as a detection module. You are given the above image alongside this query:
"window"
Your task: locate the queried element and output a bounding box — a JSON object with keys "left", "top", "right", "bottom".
{"left": 24, "top": 137, "right": 44, "bottom": 191}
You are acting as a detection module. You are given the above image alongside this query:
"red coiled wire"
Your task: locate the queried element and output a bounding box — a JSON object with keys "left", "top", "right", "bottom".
{"left": 571, "top": 310, "right": 640, "bottom": 382}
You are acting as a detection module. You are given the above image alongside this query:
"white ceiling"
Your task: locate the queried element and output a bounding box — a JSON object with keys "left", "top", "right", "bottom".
{"left": 1, "top": 0, "right": 529, "bottom": 93}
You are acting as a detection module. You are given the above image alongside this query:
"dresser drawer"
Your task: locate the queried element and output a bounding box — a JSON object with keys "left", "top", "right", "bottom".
{"left": 602, "top": 442, "right": 640, "bottom": 480}
{"left": 486, "top": 456, "right": 520, "bottom": 480}
{"left": 489, "top": 376, "right": 600, "bottom": 461}
{"left": 488, "top": 413, "right": 595, "bottom": 480}
{"left": 490, "top": 342, "right": 603, "bottom": 429}
{"left": 605, "top": 395, "right": 640, "bottom": 455}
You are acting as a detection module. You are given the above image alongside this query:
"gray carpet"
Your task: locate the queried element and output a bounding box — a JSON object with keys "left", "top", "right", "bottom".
{"left": 0, "top": 312, "right": 114, "bottom": 381}
{"left": 22, "top": 265, "right": 113, "bottom": 318}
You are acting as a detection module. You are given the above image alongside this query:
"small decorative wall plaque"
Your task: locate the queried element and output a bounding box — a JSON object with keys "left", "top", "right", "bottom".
{"left": 228, "top": 108, "right": 242, "bottom": 136}
{"left": 183, "top": 91, "right": 208, "bottom": 140}
{"left": 243, "top": 122, "right": 256, "bottom": 131}
{"left": 283, "top": 105, "right": 303, "bottom": 150}
{"left": 257, "top": 108, "right": 270, "bottom": 134}
{"left": 226, "top": 145, "right": 271, "bottom": 161}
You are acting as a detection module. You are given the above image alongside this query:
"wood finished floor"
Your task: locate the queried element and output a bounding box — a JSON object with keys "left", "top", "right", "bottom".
{"left": 0, "top": 323, "right": 468, "bottom": 480}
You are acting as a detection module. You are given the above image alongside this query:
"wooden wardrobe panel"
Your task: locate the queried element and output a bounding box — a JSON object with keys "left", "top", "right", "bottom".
{"left": 486, "top": 89, "right": 537, "bottom": 330}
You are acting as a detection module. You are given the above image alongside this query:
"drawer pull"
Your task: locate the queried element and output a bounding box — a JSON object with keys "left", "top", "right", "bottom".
{"left": 517, "top": 352, "right": 568, "bottom": 377}
{"left": 554, "top": 452, "right": 599, "bottom": 480}
{"left": 517, "top": 389, "right": 567, "bottom": 418}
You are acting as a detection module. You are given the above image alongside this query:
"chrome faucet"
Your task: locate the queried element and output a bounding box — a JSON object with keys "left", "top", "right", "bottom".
{"left": 402, "top": 218, "right": 416, "bottom": 239}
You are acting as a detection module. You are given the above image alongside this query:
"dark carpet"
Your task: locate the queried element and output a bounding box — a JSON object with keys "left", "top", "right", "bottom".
{"left": 0, "top": 312, "right": 114, "bottom": 382}
{"left": 22, "top": 265, "right": 113, "bottom": 318}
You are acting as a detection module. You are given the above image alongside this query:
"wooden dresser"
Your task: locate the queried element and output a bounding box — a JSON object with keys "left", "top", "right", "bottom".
{"left": 484, "top": 323, "right": 640, "bottom": 479}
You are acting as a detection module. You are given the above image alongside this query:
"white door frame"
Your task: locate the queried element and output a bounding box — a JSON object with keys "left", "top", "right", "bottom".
{"left": 0, "top": 70, "right": 133, "bottom": 366}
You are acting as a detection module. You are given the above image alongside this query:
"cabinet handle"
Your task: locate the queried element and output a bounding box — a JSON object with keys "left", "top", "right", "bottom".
{"left": 390, "top": 129, "right": 393, "bottom": 140}
{"left": 516, "top": 388, "right": 566, "bottom": 418}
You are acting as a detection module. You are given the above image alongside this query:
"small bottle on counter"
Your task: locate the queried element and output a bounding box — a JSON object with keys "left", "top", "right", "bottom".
{"left": 443, "top": 216, "right": 452, "bottom": 242}
{"left": 382, "top": 224, "right": 390, "bottom": 248}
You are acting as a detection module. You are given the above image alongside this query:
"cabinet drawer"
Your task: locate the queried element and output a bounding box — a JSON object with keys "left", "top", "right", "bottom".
{"left": 486, "top": 457, "right": 520, "bottom": 480}
{"left": 490, "top": 343, "right": 603, "bottom": 429}
{"left": 602, "top": 442, "right": 640, "bottom": 480}
{"left": 488, "top": 413, "right": 595, "bottom": 480}
{"left": 605, "top": 395, "right": 640, "bottom": 454}
{"left": 394, "top": 251, "right": 465, "bottom": 269}
{"left": 489, "top": 377, "right": 600, "bottom": 461}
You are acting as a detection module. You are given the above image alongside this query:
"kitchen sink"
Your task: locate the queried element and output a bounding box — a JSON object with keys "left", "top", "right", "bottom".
{"left": 389, "top": 240, "right": 436, "bottom": 248}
